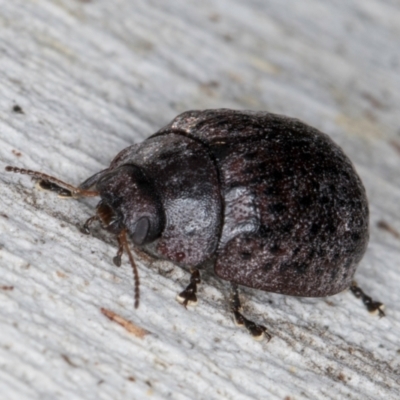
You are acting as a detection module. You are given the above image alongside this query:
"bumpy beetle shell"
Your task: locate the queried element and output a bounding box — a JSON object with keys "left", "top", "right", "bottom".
{"left": 94, "top": 109, "right": 369, "bottom": 298}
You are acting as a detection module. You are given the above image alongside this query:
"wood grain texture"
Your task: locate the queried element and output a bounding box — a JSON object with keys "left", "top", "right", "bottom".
{"left": 1, "top": 1, "right": 399, "bottom": 399}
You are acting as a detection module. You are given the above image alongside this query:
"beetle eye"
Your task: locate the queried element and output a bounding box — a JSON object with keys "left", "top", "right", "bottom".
{"left": 132, "top": 217, "right": 150, "bottom": 245}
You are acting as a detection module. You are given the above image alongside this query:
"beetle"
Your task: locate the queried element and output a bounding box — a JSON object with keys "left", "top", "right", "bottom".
{"left": 6, "top": 109, "right": 384, "bottom": 340}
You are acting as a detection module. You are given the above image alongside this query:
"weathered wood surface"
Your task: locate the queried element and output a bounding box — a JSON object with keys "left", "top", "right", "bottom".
{"left": 1, "top": 1, "right": 400, "bottom": 399}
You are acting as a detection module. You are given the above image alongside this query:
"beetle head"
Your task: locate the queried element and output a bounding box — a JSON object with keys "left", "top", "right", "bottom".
{"left": 95, "top": 164, "right": 164, "bottom": 246}
{"left": 5, "top": 163, "right": 164, "bottom": 310}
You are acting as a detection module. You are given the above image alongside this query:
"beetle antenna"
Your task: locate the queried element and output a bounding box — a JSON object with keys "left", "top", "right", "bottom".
{"left": 119, "top": 229, "right": 140, "bottom": 309}
{"left": 5, "top": 166, "right": 99, "bottom": 198}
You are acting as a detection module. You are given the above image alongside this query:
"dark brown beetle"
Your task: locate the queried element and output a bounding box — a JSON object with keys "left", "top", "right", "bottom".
{"left": 6, "top": 109, "right": 384, "bottom": 340}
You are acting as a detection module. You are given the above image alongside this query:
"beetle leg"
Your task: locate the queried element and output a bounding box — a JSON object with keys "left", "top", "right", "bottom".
{"left": 176, "top": 269, "right": 200, "bottom": 308}
{"left": 350, "top": 281, "right": 385, "bottom": 317}
{"left": 80, "top": 215, "right": 99, "bottom": 235}
{"left": 230, "top": 283, "right": 271, "bottom": 341}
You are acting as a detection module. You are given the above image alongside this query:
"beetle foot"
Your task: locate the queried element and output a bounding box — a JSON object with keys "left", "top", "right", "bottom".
{"left": 350, "top": 281, "right": 385, "bottom": 317}
{"left": 232, "top": 310, "right": 271, "bottom": 341}
{"left": 230, "top": 283, "right": 271, "bottom": 341}
{"left": 176, "top": 269, "right": 200, "bottom": 308}
{"left": 176, "top": 291, "right": 198, "bottom": 307}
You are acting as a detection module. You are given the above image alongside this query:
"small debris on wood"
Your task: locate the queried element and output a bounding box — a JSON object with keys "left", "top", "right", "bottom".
{"left": 12, "top": 104, "right": 24, "bottom": 114}
{"left": 337, "top": 372, "right": 346, "bottom": 382}
{"left": 390, "top": 140, "right": 400, "bottom": 155}
{"left": 209, "top": 13, "right": 220, "bottom": 23}
{"left": 61, "top": 354, "right": 78, "bottom": 367}
{"left": 361, "top": 91, "right": 387, "bottom": 110}
{"left": 101, "top": 308, "right": 149, "bottom": 338}
{"left": 199, "top": 80, "right": 220, "bottom": 96}
{"left": 12, "top": 150, "right": 22, "bottom": 157}
{"left": 377, "top": 220, "right": 400, "bottom": 239}
{"left": 1, "top": 286, "right": 14, "bottom": 291}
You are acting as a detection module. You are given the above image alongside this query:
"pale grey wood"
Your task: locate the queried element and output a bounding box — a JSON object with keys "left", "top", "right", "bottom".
{"left": 1, "top": 1, "right": 400, "bottom": 399}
